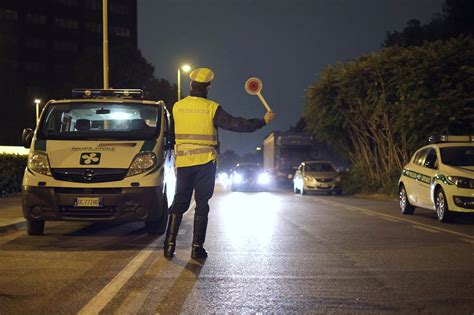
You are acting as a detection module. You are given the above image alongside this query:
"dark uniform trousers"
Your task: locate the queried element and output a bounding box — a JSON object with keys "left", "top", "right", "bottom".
{"left": 170, "top": 160, "right": 217, "bottom": 216}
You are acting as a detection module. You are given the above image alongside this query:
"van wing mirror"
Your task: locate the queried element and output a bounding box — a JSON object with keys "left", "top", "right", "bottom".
{"left": 22, "top": 128, "right": 34, "bottom": 148}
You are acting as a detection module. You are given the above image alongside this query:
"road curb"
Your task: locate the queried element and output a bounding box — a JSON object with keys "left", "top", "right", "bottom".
{"left": 0, "top": 219, "right": 26, "bottom": 235}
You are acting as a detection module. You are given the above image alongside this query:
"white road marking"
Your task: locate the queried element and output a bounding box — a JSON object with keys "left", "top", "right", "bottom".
{"left": 318, "top": 198, "right": 474, "bottom": 240}
{"left": 79, "top": 199, "right": 197, "bottom": 314}
{"left": 78, "top": 238, "right": 162, "bottom": 315}
{"left": 459, "top": 238, "right": 474, "bottom": 244}
{"left": 381, "top": 217, "right": 400, "bottom": 223}
{"left": 412, "top": 225, "right": 440, "bottom": 233}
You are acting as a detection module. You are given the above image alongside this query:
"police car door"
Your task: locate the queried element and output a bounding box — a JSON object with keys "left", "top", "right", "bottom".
{"left": 417, "top": 148, "right": 438, "bottom": 208}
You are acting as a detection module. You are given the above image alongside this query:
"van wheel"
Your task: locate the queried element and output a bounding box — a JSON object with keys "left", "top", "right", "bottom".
{"left": 145, "top": 193, "right": 169, "bottom": 236}
{"left": 435, "top": 188, "right": 452, "bottom": 223}
{"left": 27, "top": 220, "right": 44, "bottom": 235}
{"left": 399, "top": 184, "right": 415, "bottom": 215}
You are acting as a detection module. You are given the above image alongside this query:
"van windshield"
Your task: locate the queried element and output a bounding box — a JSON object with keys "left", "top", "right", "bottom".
{"left": 38, "top": 102, "right": 161, "bottom": 140}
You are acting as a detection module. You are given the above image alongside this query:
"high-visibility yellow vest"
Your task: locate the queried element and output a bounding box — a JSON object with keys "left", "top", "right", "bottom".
{"left": 173, "top": 96, "right": 219, "bottom": 167}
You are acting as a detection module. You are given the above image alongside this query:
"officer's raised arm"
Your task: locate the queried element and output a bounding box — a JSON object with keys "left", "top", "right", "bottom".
{"left": 213, "top": 107, "right": 275, "bottom": 132}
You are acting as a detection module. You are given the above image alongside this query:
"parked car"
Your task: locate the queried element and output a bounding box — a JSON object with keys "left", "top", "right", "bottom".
{"left": 230, "top": 163, "right": 271, "bottom": 192}
{"left": 398, "top": 135, "right": 474, "bottom": 222}
{"left": 293, "top": 161, "right": 341, "bottom": 195}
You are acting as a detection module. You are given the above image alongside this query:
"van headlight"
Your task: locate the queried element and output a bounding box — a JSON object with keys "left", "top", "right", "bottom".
{"left": 28, "top": 151, "right": 52, "bottom": 176}
{"left": 447, "top": 176, "right": 474, "bottom": 189}
{"left": 127, "top": 152, "right": 157, "bottom": 176}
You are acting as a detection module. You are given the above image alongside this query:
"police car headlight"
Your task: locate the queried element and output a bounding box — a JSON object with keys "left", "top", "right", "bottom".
{"left": 127, "top": 152, "right": 157, "bottom": 176}
{"left": 447, "top": 176, "right": 474, "bottom": 189}
{"left": 28, "top": 151, "right": 52, "bottom": 176}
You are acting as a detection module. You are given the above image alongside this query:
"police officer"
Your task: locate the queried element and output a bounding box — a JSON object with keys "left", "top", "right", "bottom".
{"left": 164, "top": 67, "right": 275, "bottom": 259}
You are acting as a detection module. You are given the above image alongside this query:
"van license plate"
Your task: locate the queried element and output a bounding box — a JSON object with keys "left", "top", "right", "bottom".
{"left": 74, "top": 197, "right": 102, "bottom": 207}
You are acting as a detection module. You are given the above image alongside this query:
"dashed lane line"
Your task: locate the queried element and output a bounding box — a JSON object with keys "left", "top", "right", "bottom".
{"left": 316, "top": 198, "right": 474, "bottom": 241}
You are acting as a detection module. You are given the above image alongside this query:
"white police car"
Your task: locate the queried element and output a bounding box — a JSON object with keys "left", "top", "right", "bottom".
{"left": 398, "top": 135, "right": 474, "bottom": 222}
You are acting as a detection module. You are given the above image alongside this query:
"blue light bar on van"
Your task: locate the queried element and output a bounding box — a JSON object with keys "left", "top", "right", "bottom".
{"left": 428, "top": 135, "right": 474, "bottom": 144}
{"left": 72, "top": 89, "right": 144, "bottom": 99}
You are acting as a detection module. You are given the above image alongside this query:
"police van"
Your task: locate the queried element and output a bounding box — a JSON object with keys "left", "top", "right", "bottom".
{"left": 398, "top": 135, "right": 474, "bottom": 222}
{"left": 21, "top": 89, "right": 174, "bottom": 235}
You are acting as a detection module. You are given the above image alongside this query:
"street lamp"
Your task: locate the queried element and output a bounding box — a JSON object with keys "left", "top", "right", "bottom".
{"left": 177, "top": 64, "right": 191, "bottom": 101}
{"left": 34, "top": 99, "right": 41, "bottom": 123}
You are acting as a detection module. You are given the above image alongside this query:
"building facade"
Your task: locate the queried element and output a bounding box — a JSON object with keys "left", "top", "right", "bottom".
{"left": 0, "top": 0, "right": 137, "bottom": 144}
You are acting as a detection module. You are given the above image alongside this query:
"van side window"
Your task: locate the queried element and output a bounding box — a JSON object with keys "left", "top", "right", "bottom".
{"left": 414, "top": 148, "right": 429, "bottom": 166}
{"left": 424, "top": 148, "right": 438, "bottom": 169}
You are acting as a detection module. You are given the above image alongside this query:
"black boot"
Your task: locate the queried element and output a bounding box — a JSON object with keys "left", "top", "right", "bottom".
{"left": 163, "top": 214, "right": 182, "bottom": 258}
{"left": 191, "top": 215, "right": 208, "bottom": 259}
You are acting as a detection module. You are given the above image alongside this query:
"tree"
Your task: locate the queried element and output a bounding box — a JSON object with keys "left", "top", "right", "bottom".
{"left": 384, "top": 0, "right": 474, "bottom": 47}
{"left": 304, "top": 37, "right": 474, "bottom": 194}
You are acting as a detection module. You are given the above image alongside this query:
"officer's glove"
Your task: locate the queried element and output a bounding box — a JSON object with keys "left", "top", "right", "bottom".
{"left": 264, "top": 111, "right": 276, "bottom": 124}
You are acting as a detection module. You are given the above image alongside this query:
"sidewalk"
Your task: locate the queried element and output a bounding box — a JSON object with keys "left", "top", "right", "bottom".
{"left": 0, "top": 195, "right": 26, "bottom": 234}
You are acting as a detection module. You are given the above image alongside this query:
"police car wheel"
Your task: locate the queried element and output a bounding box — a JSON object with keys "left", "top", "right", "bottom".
{"left": 435, "top": 188, "right": 452, "bottom": 223}
{"left": 399, "top": 184, "right": 415, "bottom": 215}
{"left": 27, "top": 219, "right": 44, "bottom": 235}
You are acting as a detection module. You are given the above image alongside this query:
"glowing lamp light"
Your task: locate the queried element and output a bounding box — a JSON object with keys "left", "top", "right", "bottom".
{"left": 181, "top": 64, "right": 191, "bottom": 72}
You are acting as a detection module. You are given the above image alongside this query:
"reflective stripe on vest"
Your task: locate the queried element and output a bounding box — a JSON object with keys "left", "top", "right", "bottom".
{"left": 175, "top": 134, "right": 218, "bottom": 142}
{"left": 175, "top": 146, "right": 217, "bottom": 156}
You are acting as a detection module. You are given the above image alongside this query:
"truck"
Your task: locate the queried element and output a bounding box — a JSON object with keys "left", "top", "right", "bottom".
{"left": 263, "top": 131, "right": 316, "bottom": 184}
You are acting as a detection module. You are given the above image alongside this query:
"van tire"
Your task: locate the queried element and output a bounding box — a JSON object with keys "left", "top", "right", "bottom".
{"left": 145, "top": 192, "right": 169, "bottom": 235}
{"left": 27, "top": 220, "right": 44, "bottom": 235}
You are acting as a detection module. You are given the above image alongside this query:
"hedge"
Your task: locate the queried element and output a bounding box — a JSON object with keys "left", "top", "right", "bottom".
{"left": 0, "top": 154, "right": 27, "bottom": 196}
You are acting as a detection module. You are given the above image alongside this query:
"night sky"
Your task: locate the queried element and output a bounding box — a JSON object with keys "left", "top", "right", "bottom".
{"left": 138, "top": 0, "right": 444, "bottom": 154}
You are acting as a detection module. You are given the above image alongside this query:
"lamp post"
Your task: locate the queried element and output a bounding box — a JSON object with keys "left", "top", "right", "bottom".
{"left": 34, "top": 99, "right": 41, "bottom": 123}
{"left": 177, "top": 64, "right": 191, "bottom": 101}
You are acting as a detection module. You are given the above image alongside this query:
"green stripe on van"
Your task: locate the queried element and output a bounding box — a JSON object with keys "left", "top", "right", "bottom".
{"left": 34, "top": 139, "right": 46, "bottom": 151}
{"left": 140, "top": 140, "right": 156, "bottom": 152}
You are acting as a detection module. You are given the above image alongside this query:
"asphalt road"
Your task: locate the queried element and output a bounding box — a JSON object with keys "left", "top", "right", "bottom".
{"left": 1, "top": 186, "right": 473, "bottom": 314}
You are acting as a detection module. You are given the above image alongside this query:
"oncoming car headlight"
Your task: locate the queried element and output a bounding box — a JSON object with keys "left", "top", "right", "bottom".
{"left": 28, "top": 151, "right": 52, "bottom": 176}
{"left": 257, "top": 172, "right": 271, "bottom": 185}
{"left": 127, "top": 152, "right": 157, "bottom": 176}
{"left": 233, "top": 173, "right": 243, "bottom": 184}
{"left": 447, "top": 176, "right": 474, "bottom": 189}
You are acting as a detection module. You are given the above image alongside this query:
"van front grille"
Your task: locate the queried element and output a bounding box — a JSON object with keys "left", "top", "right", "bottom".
{"left": 51, "top": 168, "right": 128, "bottom": 183}
{"left": 60, "top": 206, "right": 116, "bottom": 218}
